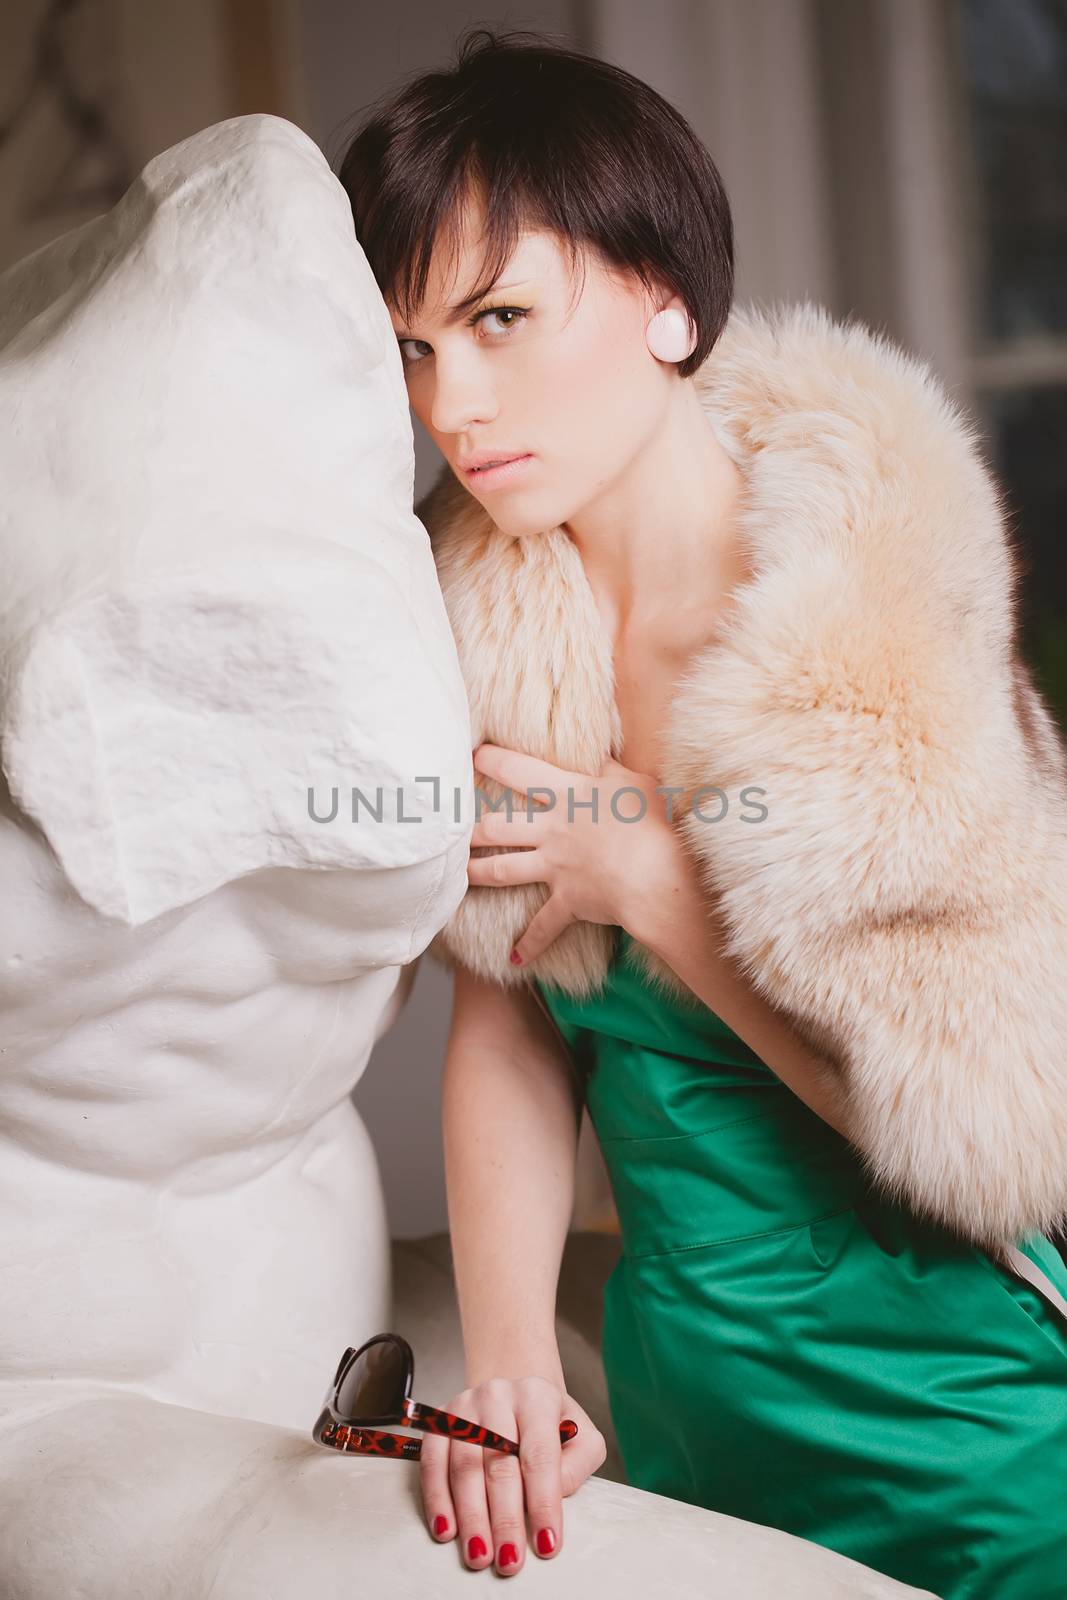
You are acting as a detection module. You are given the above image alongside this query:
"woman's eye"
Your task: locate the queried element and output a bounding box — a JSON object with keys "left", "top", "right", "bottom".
{"left": 398, "top": 338, "right": 432, "bottom": 366}
{"left": 472, "top": 305, "right": 527, "bottom": 335}
{"left": 397, "top": 305, "right": 528, "bottom": 368}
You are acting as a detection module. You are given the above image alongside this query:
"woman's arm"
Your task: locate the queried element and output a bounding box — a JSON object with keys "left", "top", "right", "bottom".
{"left": 442, "top": 965, "right": 582, "bottom": 1387}
{"left": 627, "top": 847, "right": 853, "bottom": 1140}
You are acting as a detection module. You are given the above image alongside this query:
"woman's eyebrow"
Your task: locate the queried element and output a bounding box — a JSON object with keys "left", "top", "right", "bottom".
{"left": 395, "top": 279, "right": 528, "bottom": 336}
{"left": 446, "top": 277, "right": 527, "bottom": 317}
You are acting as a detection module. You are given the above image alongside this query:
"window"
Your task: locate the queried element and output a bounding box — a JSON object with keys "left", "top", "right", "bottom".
{"left": 958, "top": 0, "right": 1067, "bottom": 728}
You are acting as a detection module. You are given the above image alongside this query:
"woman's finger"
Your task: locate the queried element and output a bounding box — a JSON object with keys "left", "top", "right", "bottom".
{"left": 474, "top": 743, "right": 573, "bottom": 801}
{"left": 467, "top": 846, "right": 546, "bottom": 887}
{"left": 476, "top": 1382, "right": 528, "bottom": 1576}
{"left": 513, "top": 1378, "right": 567, "bottom": 1563}
{"left": 418, "top": 1430, "right": 455, "bottom": 1543}
{"left": 557, "top": 1401, "right": 609, "bottom": 1497}
{"left": 447, "top": 1415, "right": 496, "bottom": 1569}
{"left": 471, "top": 803, "right": 550, "bottom": 849}
{"left": 510, "top": 896, "right": 575, "bottom": 967}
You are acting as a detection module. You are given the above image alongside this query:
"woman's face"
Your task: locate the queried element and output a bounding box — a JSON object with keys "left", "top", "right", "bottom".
{"left": 388, "top": 200, "right": 674, "bottom": 540}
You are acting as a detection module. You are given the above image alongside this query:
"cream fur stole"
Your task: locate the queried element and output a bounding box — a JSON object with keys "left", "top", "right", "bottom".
{"left": 415, "top": 297, "right": 1067, "bottom": 1259}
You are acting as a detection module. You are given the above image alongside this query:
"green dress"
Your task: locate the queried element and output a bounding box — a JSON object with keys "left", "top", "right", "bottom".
{"left": 534, "top": 926, "right": 1067, "bottom": 1600}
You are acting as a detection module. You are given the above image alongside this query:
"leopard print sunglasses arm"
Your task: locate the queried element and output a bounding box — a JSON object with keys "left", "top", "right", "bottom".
{"left": 314, "top": 1398, "right": 579, "bottom": 1459}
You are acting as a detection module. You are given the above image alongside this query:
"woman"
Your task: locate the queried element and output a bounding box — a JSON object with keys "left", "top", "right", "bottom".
{"left": 338, "top": 26, "right": 1067, "bottom": 1597}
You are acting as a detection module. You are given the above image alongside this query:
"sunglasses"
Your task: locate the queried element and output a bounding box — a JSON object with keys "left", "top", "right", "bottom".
{"left": 312, "top": 1332, "right": 580, "bottom": 1459}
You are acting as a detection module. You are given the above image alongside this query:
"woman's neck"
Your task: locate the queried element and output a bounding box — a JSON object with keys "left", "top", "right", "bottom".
{"left": 558, "top": 379, "right": 745, "bottom": 641}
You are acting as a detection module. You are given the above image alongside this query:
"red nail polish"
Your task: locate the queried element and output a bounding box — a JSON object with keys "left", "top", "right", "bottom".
{"left": 509, "top": 948, "right": 523, "bottom": 965}
{"left": 433, "top": 1514, "right": 448, "bottom": 1536}
{"left": 536, "top": 1527, "right": 556, "bottom": 1555}
{"left": 468, "top": 1534, "right": 488, "bottom": 1561}
{"left": 499, "top": 1543, "right": 519, "bottom": 1567}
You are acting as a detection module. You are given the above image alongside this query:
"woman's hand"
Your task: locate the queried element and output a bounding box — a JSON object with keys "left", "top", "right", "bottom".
{"left": 468, "top": 743, "right": 677, "bottom": 966}
{"left": 420, "top": 1373, "right": 607, "bottom": 1576}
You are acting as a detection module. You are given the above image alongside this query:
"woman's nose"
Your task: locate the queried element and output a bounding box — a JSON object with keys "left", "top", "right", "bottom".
{"left": 428, "top": 358, "right": 499, "bottom": 437}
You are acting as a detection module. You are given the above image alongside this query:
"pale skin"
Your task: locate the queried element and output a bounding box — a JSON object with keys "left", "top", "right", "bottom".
{"left": 389, "top": 183, "right": 852, "bottom": 1576}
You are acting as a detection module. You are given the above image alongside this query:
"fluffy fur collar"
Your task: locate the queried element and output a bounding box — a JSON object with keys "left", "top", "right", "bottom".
{"left": 416, "top": 298, "right": 1067, "bottom": 1257}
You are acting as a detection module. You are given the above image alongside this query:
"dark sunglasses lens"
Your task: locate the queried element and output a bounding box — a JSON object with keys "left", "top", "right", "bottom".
{"left": 336, "top": 1338, "right": 406, "bottom": 1419}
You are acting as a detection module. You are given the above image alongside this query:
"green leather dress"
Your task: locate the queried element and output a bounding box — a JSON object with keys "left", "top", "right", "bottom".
{"left": 534, "top": 927, "right": 1067, "bottom": 1600}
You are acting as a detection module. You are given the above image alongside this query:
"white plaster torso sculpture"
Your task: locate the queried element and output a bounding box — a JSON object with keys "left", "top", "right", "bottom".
{"left": 0, "top": 115, "right": 934, "bottom": 1599}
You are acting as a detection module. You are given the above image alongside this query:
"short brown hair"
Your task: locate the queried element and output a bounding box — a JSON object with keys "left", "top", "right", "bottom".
{"left": 334, "top": 25, "right": 734, "bottom": 380}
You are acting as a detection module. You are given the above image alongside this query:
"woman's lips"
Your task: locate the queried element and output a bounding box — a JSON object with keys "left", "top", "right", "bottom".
{"left": 463, "top": 453, "right": 534, "bottom": 488}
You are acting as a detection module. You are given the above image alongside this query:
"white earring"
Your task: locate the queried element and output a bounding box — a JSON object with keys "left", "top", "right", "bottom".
{"left": 645, "top": 307, "right": 697, "bottom": 363}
